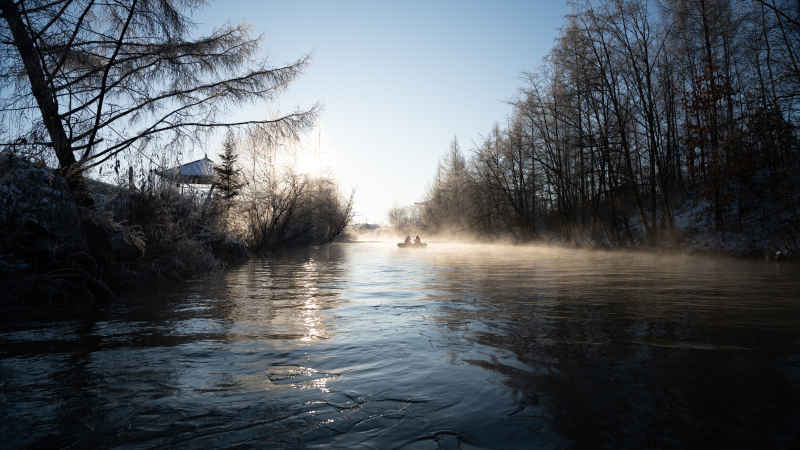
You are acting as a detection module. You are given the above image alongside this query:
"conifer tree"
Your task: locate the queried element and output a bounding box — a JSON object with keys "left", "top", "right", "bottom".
{"left": 213, "top": 130, "right": 243, "bottom": 202}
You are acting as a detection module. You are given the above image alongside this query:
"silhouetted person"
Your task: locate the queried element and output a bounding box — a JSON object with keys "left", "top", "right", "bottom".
{"left": 414, "top": 235, "right": 421, "bottom": 244}
{"left": 404, "top": 235, "right": 411, "bottom": 244}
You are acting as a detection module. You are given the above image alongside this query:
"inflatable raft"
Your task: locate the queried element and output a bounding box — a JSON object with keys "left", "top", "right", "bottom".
{"left": 397, "top": 242, "right": 427, "bottom": 248}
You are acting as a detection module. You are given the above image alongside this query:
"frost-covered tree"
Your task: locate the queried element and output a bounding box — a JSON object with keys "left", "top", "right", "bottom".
{"left": 0, "top": 0, "right": 316, "bottom": 192}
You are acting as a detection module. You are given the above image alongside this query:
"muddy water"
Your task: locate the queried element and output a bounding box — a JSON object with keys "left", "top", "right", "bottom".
{"left": 2, "top": 243, "right": 800, "bottom": 449}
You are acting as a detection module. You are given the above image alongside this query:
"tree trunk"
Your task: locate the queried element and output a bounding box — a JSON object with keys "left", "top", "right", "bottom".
{"left": 1, "top": 0, "right": 76, "bottom": 172}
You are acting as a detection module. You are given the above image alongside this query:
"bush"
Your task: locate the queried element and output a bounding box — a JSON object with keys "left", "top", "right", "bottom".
{"left": 239, "top": 173, "right": 353, "bottom": 251}
{"left": 93, "top": 180, "right": 246, "bottom": 284}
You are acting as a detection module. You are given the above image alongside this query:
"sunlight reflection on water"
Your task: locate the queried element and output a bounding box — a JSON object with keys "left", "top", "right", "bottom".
{"left": 1, "top": 243, "right": 800, "bottom": 448}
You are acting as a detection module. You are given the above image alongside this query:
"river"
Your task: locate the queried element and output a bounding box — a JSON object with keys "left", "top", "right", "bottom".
{"left": 2, "top": 243, "right": 800, "bottom": 448}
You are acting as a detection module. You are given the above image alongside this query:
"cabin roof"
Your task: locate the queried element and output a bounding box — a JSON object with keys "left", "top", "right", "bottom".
{"left": 157, "top": 155, "right": 215, "bottom": 184}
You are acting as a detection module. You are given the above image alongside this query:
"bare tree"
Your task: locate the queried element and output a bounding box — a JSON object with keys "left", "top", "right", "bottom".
{"left": 0, "top": 0, "right": 316, "bottom": 195}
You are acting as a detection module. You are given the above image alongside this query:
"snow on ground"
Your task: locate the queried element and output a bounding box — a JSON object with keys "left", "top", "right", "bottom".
{"left": 671, "top": 196, "right": 800, "bottom": 259}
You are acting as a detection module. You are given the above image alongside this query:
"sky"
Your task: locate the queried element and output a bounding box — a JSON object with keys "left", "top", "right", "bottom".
{"left": 196, "top": 0, "right": 570, "bottom": 224}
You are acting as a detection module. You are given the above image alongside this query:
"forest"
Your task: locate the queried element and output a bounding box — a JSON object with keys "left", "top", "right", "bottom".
{"left": 392, "top": 0, "right": 800, "bottom": 255}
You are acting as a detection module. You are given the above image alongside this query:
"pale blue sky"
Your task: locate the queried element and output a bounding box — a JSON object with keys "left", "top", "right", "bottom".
{"left": 197, "top": 1, "right": 569, "bottom": 223}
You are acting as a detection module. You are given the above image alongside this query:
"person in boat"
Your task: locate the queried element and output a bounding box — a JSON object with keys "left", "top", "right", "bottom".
{"left": 404, "top": 235, "right": 412, "bottom": 244}
{"left": 414, "top": 235, "right": 422, "bottom": 245}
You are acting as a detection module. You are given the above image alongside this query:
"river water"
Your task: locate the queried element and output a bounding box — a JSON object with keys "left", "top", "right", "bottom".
{"left": 2, "top": 243, "right": 800, "bottom": 449}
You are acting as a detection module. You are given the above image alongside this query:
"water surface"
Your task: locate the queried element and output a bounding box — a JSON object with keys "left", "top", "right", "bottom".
{"left": 2, "top": 243, "right": 800, "bottom": 448}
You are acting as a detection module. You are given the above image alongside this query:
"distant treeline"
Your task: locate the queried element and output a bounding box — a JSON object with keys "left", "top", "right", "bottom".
{"left": 393, "top": 0, "right": 800, "bottom": 246}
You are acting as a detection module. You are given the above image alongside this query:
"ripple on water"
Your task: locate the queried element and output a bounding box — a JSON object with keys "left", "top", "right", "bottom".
{"left": 1, "top": 243, "right": 799, "bottom": 448}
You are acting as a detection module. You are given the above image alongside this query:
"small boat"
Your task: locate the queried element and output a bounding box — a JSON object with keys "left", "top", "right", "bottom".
{"left": 397, "top": 242, "right": 427, "bottom": 248}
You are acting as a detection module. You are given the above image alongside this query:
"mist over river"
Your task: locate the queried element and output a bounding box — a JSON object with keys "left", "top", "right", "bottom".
{"left": 2, "top": 243, "right": 800, "bottom": 448}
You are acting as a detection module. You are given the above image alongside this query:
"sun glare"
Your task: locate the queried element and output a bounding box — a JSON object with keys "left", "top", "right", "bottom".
{"left": 292, "top": 124, "right": 330, "bottom": 177}
{"left": 295, "top": 147, "right": 323, "bottom": 176}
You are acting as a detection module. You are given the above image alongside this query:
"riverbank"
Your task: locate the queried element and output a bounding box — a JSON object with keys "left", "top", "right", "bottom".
{"left": 388, "top": 201, "right": 800, "bottom": 262}
{"left": 535, "top": 195, "right": 800, "bottom": 261}
{"left": 0, "top": 151, "right": 247, "bottom": 308}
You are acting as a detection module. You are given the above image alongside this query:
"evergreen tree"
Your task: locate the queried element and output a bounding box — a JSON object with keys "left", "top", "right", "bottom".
{"left": 214, "top": 131, "right": 244, "bottom": 202}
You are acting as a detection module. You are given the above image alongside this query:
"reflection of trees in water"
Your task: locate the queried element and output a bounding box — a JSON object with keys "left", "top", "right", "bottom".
{"left": 1, "top": 244, "right": 352, "bottom": 447}
{"left": 424, "top": 250, "right": 800, "bottom": 449}
{"left": 27, "top": 317, "right": 108, "bottom": 448}
{"left": 0, "top": 312, "right": 156, "bottom": 448}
